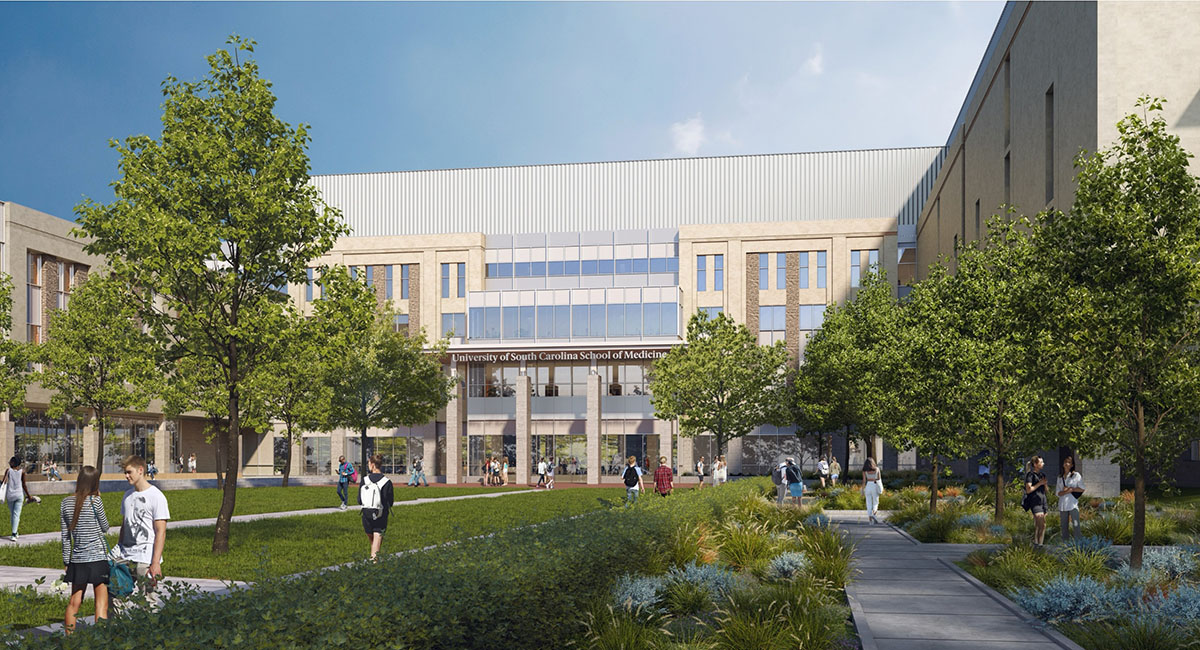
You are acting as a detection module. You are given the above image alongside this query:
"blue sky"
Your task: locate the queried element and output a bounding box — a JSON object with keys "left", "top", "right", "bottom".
{"left": 0, "top": 1, "right": 1004, "bottom": 221}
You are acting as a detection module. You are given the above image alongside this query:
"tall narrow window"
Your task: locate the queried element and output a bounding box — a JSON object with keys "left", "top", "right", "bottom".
{"left": 975, "top": 200, "right": 981, "bottom": 240}
{"left": 457, "top": 262, "right": 466, "bottom": 297}
{"left": 798, "top": 252, "right": 809, "bottom": 289}
{"left": 401, "top": 265, "right": 410, "bottom": 299}
{"left": 441, "top": 263, "right": 450, "bottom": 298}
{"left": 305, "top": 268, "right": 315, "bottom": 302}
{"left": 758, "top": 253, "right": 769, "bottom": 288}
{"left": 714, "top": 254, "right": 724, "bottom": 292}
{"left": 1045, "top": 85, "right": 1055, "bottom": 205}
{"left": 776, "top": 253, "right": 786, "bottom": 290}
{"left": 1003, "top": 154, "right": 1011, "bottom": 207}
{"left": 696, "top": 255, "right": 707, "bottom": 292}
{"left": 850, "top": 250, "right": 861, "bottom": 288}
{"left": 26, "top": 253, "right": 42, "bottom": 344}
{"left": 385, "top": 265, "right": 394, "bottom": 300}
{"left": 868, "top": 249, "right": 878, "bottom": 269}
{"left": 1003, "top": 55, "right": 1011, "bottom": 148}
{"left": 816, "top": 251, "right": 826, "bottom": 289}
{"left": 365, "top": 266, "right": 374, "bottom": 288}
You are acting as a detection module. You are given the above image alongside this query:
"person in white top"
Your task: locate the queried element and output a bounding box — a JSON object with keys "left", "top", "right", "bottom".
{"left": 113, "top": 455, "right": 170, "bottom": 608}
{"left": 536, "top": 458, "right": 547, "bottom": 488}
{"left": 1056, "top": 455, "right": 1085, "bottom": 541}
{"left": 714, "top": 455, "right": 727, "bottom": 486}
{"left": 817, "top": 458, "right": 830, "bottom": 488}
{"left": 2, "top": 456, "right": 32, "bottom": 541}
{"left": 695, "top": 457, "right": 706, "bottom": 489}
{"left": 862, "top": 457, "right": 884, "bottom": 524}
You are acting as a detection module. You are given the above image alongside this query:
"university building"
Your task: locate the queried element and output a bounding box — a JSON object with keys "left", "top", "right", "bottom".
{"left": 3, "top": 1, "right": 1200, "bottom": 491}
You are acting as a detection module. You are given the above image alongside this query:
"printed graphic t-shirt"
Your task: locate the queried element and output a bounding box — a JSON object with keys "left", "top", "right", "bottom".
{"left": 116, "top": 485, "right": 171, "bottom": 564}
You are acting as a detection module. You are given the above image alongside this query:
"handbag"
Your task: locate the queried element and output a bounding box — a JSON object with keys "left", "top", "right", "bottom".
{"left": 91, "top": 501, "right": 136, "bottom": 597}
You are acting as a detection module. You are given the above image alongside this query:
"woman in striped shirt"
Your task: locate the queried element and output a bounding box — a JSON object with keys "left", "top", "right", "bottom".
{"left": 60, "top": 465, "right": 109, "bottom": 631}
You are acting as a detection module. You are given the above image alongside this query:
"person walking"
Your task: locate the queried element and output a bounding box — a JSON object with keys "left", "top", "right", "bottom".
{"left": 1056, "top": 454, "right": 1085, "bottom": 542}
{"left": 784, "top": 457, "right": 804, "bottom": 506}
{"left": 713, "top": 456, "right": 726, "bottom": 486}
{"left": 653, "top": 456, "right": 673, "bottom": 497}
{"left": 113, "top": 455, "right": 170, "bottom": 610}
{"left": 816, "top": 457, "right": 829, "bottom": 488}
{"left": 359, "top": 454, "right": 394, "bottom": 561}
{"left": 501, "top": 457, "right": 509, "bottom": 486}
{"left": 187, "top": 453, "right": 197, "bottom": 473}
{"left": 695, "top": 456, "right": 706, "bottom": 490}
{"left": 60, "top": 465, "right": 109, "bottom": 632}
{"left": 412, "top": 457, "right": 428, "bottom": 487}
{"left": 2, "top": 455, "right": 31, "bottom": 541}
{"left": 862, "top": 458, "right": 883, "bottom": 524}
{"left": 336, "top": 456, "right": 355, "bottom": 510}
{"left": 829, "top": 457, "right": 841, "bottom": 487}
{"left": 771, "top": 461, "right": 788, "bottom": 505}
{"left": 622, "top": 456, "right": 643, "bottom": 505}
{"left": 1023, "top": 455, "right": 1049, "bottom": 547}
{"left": 536, "top": 457, "right": 546, "bottom": 488}
{"left": 407, "top": 458, "right": 419, "bottom": 487}
{"left": 545, "top": 458, "right": 555, "bottom": 489}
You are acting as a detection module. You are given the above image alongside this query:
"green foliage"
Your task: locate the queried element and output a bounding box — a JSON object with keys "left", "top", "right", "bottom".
{"left": 36, "top": 274, "right": 159, "bottom": 468}
{"left": 0, "top": 275, "right": 29, "bottom": 416}
{"left": 716, "top": 522, "right": 781, "bottom": 574}
{"left": 579, "top": 605, "right": 671, "bottom": 650}
{"left": 661, "top": 579, "right": 715, "bottom": 618}
{"left": 650, "top": 311, "right": 791, "bottom": 454}
{"left": 1062, "top": 619, "right": 1197, "bottom": 650}
{"left": 0, "top": 586, "right": 93, "bottom": 635}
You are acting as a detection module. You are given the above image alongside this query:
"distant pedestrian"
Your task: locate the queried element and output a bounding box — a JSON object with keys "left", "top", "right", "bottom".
{"left": 1022, "top": 455, "right": 1049, "bottom": 547}
{"left": 501, "top": 458, "right": 509, "bottom": 486}
{"left": 187, "top": 453, "right": 197, "bottom": 473}
{"left": 829, "top": 458, "right": 841, "bottom": 487}
{"left": 336, "top": 456, "right": 355, "bottom": 510}
{"left": 622, "top": 456, "right": 643, "bottom": 505}
{"left": 817, "top": 457, "right": 829, "bottom": 488}
{"left": 862, "top": 458, "right": 883, "bottom": 524}
{"left": 537, "top": 457, "right": 547, "bottom": 488}
{"left": 978, "top": 460, "right": 991, "bottom": 484}
{"left": 42, "top": 456, "right": 63, "bottom": 482}
{"left": 695, "top": 456, "right": 706, "bottom": 490}
{"left": 771, "top": 461, "right": 787, "bottom": 505}
{"left": 2, "top": 455, "right": 31, "bottom": 541}
{"left": 113, "top": 455, "right": 170, "bottom": 610}
{"left": 359, "top": 454, "right": 394, "bottom": 561}
{"left": 146, "top": 460, "right": 158, "bottom": 480}
{"left": 410, "top": 457, "right": 428, "bottom": 487}
{"left": 1056, "top": 454, "right": 1085, "bottom": 542}
{"left": 60, "top": 465, "right": 109, "bottom": 632}
{"left": 653, "top": 456, "right": 673, "bottom": 497}
{"left": 785, "top": 457, "right": 804, "bottom": 506}
{"left": 545, "top": 458, "right": 555, "bottom": 489}
{"left": 713, "top": 456, "right": 727, "bottom": 486}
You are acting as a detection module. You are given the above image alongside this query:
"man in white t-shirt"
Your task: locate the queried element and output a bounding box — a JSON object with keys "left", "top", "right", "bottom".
{"left": 536, "top": 458, "right": 547, "bottom": 488}
{"left": 114, "top": 455, "right": 171, "bottom": 607}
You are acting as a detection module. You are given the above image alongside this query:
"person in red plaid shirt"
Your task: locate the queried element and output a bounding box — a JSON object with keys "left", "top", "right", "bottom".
{"left": 653, "top": 456, "right": 674, "bottom": 497}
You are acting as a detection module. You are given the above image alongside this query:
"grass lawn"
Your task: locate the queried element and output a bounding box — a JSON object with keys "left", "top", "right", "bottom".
{"left": 0, "top": 587, "right": 94, "bottom": 633}
{"left": 11, "top": 485, "right": 522, "bottom": 535}
{"left": 1148, "top": 486, "right": 1200, "bottom": 509}
{"left": 0, "top": 488, "right": 621, "bottom": 582}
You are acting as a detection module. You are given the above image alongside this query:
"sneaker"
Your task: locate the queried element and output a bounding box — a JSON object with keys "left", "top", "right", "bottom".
{"left": 9, "top": 535, "right": 16, "bottom": 542}
{"left": 339, "top": 503, "right": 347, "bottom": 511}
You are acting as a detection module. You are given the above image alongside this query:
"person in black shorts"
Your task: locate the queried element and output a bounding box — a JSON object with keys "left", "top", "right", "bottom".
{"left": 1023, "top": 455, "right": 1049, "bottom": 547}
{"left": 359, "top": 454, "right": 394, "bottom": 561}
{"left": 60, "top": 465, "right": 109, "bottom": 632}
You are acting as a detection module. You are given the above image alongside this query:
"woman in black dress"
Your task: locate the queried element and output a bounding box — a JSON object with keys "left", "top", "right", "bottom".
{"left": 1023, "top": 455, "right": 1049, "bottom": 547}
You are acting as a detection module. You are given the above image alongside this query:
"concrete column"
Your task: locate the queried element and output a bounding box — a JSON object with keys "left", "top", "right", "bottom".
{"left": 422, "top": 426, "right": 438, "bottom": 480}
{"left": 445, "top": 368, "right": 463, "bottom": 484}
{"left": 514, "top": 375, "right": 531, "bottom": 486}
{"left": 82, "top": 422, "right": 100, "bottom": 471}
{"left": 1081, "top": 452, "right": 1121, "bottom": 498}
{"left": 586, "top": 373, "right": 601, "bottom": 485}
{"left": 898, "top": 448, "right": 917, "bottom": 471}
{"left": 657, "top": 420, "right": 674, "bottom": 470}
{"left": 0, "top": 410, "right": 12, "bottom": 471}
{"left": 330, "top": 430, "right": 346, "bottom": 477}
{"left": 726, "top": 436, "right": 744, "bottom": 475}
{"left": 154, "top": 420, "right": 171, "bottom": 476}
{"left": 678, "top": 432, "right": 694, "bottom": 482}
{"left": 291, "top": 440, "right": 303, "bottom": 476}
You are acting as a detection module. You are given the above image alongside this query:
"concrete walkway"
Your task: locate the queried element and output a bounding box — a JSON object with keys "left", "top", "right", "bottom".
{"left": 5, "top": 488, "right": 541, "bottom": 548}
{"left": 827, "top": 511, "right": 1083, "bottom": 650}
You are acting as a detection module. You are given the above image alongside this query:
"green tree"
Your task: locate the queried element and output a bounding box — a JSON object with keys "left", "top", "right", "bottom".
{"left": 1037, "top": 98, "right": 1200, "bottom": 567}
{"left": 35, "top": 275, "right": 160, "bottom": 470}
{"left": 0, "top": 276, "right": 30, "bottom": 427}
{"left": 650, "top": 311, "right": 790, "bottom": 457}
{"left": 323, "top": 267, "right": 453, "bottom": 473}
{"left": 75, "top": 36, "right": 346, "bottom": 553}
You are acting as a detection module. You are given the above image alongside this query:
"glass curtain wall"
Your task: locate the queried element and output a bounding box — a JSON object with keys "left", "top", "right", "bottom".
{"left": 531, "top": 420, "right": 587, "bottom": 482}
{"left": 691, "top": 434, "right": 718, "bottom": 474}
{"left": 461, "top": 421, "right": 516, "bottom": 478}
{"left": 102, "top": 418, "right": 158, "bottom": 474}
{"left": 344, "top": 436, "right": 427, "bottom": 475}
{"left": 528, "top": 362, "right": 590, "bottom": 397}
{"left": 303, "top": 436, "right": 331, "bottom": 475}
{"left": 13, "top": 410, "right": 82, "bottom": 474}
{"left": 600, "top": 419, "right": 658, "bottom": 476}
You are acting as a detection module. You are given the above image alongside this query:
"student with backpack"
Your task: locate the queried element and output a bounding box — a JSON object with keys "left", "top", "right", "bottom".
{"left": 622, "top": 456, "right": 643, "bottom": 505}
{"left": 60, "top": 465, "right": 109, "bottom": 632}
{"left": 359, "top": 454, "right": 394, "bottom": 561}
{"left": 785, "top": 457, "right": 804, "bottom": 506}
{"left": 771, "top": 461, "right": 788, "bottom": 505}
{"left": 337, "top": 456, "right": 356, "bottom": 510}
{"left": 545, "top": 458, "right": 555, "bottom": 489}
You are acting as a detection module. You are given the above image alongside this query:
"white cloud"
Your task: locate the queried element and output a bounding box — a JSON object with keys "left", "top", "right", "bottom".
{"left": 803, "top": 44, "right": 824, "bottom": 75}
{"left": 670, "top": 115, "right": 707, "bottom": 155}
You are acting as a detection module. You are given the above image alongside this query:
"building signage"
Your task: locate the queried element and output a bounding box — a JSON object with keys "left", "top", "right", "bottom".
{"left": 449, "top": 348, "right": 671, "bottom": 364}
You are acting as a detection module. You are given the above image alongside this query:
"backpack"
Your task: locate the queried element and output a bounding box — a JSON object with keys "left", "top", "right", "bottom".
{"left": 623, "top": 466, "right": 639, "bottom": 488}
{"left": 770, "top": 465, "right": 784, "bottom": 486}
{"left": 414, "top": 459, "right": 422, "bottom": 472}
{"left": 360, "top": 475, "right": 390, "bottom": 517}
{"left": 349, "top": 464, "right": 359, "bottom": 484}
{"left": 785, "top": 465, "right": 801, "bottom": 484}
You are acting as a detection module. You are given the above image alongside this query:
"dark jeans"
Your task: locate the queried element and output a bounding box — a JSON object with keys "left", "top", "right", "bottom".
{"left": 337, "top": 480, "right": 349, "bottom": 505}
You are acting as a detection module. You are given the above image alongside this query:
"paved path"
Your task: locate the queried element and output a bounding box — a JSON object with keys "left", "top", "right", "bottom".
{"left": 5, "top": 488, "right": 541, "bottom": 548}
{"left": 827, "top": 511, "right": 1083, "bottom": 650}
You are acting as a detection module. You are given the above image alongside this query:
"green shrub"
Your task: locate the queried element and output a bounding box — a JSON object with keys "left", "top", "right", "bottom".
{"left": 717, "top": 522, "right": 781, "bottom": 574}
{"left": 580, "top": 605, "right": 671, "bottom": 650}
{"left": 886, "top": 500, "right": 930, "bottom": 528}
{"left": 1061, "top": 549, "right": 1114, "bottom": 580}
{"left": 794, "top": 526, "right": 855, "bottom": 588}
{"left": 1084, "top": 512, "right": 1134, "bottom": 544}
{"left": 661, "top": 580, "right": 714, "bottom": 618}
{"left": 1062, "top": 618, "right": 1194, "bottom": 650}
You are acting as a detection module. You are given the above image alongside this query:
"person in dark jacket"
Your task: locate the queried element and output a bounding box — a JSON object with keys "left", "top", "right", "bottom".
{"left": 359, "top": 454, "right": 394, "bottom": 561}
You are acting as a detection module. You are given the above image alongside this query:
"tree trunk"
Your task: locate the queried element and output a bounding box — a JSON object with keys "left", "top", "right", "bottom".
{"left": 94, "top": 411, "right": 106, "bottom": 470}
{"left": 212, "top": 383, "right": 240, "bottom": 555}
{"left": 214, "top": 428, "right": 224, "bottom": 490}
{"left": 1131, "top": 403, "right": 1147, "bottom": 569}
{"left": 282, "top": 422, "right": 293, "bottom": 488}
{"left": 929, "top": 456, "right": 940, "bottom": 515}
{"left": 993, "top": 420, "right": 1005, "bottom": 523}
{"left": 360, "top": 425, "right": 369, "bottom": 478}
{"left": 843, "top": 426, "right": 851, "bottom": 471}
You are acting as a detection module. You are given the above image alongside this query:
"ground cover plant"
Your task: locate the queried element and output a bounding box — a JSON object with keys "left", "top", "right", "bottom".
{"left": 964, "top": 540, "right": 1200, "bottom": 649}
{"left": 3, "top": 479, "right": 785, "bottom": 648}
{"left": 580, "top": 482, "right": 857, "bottom": 649}
{"left": 0, "top": 489, "right": 606, "bottom": 582}
{"left": 9, "top": 485, "right": 520, "bottom": 535}
{"left": 0, "top": 586, "right": 94, "bottom": 635}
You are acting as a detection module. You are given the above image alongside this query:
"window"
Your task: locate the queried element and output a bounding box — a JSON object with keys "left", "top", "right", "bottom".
{"left": 817, "top": 251, "right": 826, "bottom": 288}
{"left": 1192, "top": 439, "right": 1200, "bottom": 462}
{"left": 441, "top": 264, "right": 451, "bottom": 298}
{"left": 798, "top": 304, "right": 827, "bottom": 358}
{"left": 385, "top": 265, "right": 394, "bottom": 300}
{"left": 26, "top": 253, "right": 42, "bottom": 344}
{"left": 850, "top": 249, "right": 880, "bottom": 288}
{"left": 365, "top": 265, "right": 374, "bottom": 287}
{"left": 699, "top": 306, "right": 722, "bottom": 319}
{"left": 441, "top": 312, "right": 465, "bottom": 338}
{"left": 393, "top": 312, "right": 409, "bottom": 332}
{"left": 401, "top": 265, "right": 411, "bottom": 300}
{"left": 56, "top": 262, "right": 71, "bottom": 310}
{"left": 1004, "top": 153, "right": 1011, "bottom": 207}
{"left": 1045, "top": 85, "right": 1055, "bottom": 205}
{"left": 306, "top": 268, "right": 314, "bottom": 302}
{"left": 714, "top": 254, "right": 723, "bottom": 292}
{"left": 975, "top": 200, "right": 981, "bottom": 239}
{"left": 777, "top": 253, "right": 787, "bottom": 290}
{"left": 457, "top": 262, "right": 466, "bottom": 297}
{"left": 696, "top": 255, "right": 706, "bottom": 292}
{"left": 758, "top": 305, "right": 786, "bottom": 345}
{"left": 799, "top": 253, "right": 809, "bottom": 289}
{"left": 758, "top": 253, "right": 769, "bottom": 288}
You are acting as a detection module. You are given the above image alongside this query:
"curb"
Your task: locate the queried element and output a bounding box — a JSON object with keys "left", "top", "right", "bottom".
{"left": 844, "top": 585, "right": 879, "bottom": 650}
